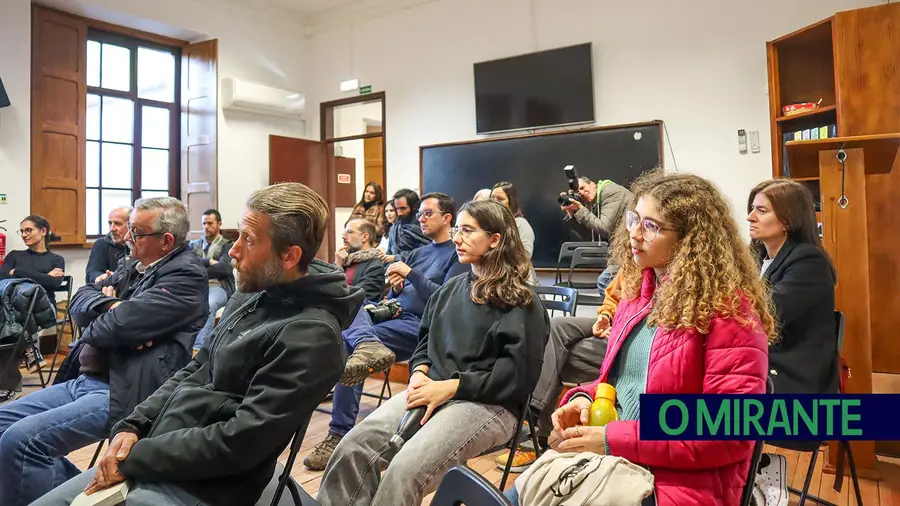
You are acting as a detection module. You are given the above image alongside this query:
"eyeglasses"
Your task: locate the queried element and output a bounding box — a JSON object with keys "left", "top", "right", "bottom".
{"left": 451, "top": 226, "right": 489, "bottom": 240}
{"left": 18, "top": 228, "right": 35, "bottom": 236}
{"left": 127, "top": 227, "right": 165, "bottom": 240}
{"left": 625, "top": 210, "right": 675, "bottom": 243}
{"left": 416, "top": 209, "right": 440, "bottom": 220}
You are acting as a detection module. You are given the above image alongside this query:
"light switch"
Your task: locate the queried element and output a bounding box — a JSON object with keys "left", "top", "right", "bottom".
{"left": 749, "top": 130, "right": 761, "bottom": 153}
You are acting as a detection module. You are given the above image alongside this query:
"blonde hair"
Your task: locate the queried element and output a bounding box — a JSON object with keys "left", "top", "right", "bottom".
{"left": 611, "top": 171, "right": 778, "bottom": 344}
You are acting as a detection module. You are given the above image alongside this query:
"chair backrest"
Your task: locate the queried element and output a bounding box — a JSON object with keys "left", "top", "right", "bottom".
{"left": 557, "top": 241, "right": 605, "bottom": 263}
{"left": 566, "top": 246, "right": 608, "bottom": 284}
{"left": 740, "top": 376, "right": 775, "bottom": 506}
{"left": 533, "top": 285, "right": 577, "bottom": 316}
{"left": 269, "top": 421, "right": 314, "bottom": 506}
{"left": 834, "top": 310, "right": 845, "bottom": 355}
{"left": 431, "top": 465, "right": 513, "bottom": 506}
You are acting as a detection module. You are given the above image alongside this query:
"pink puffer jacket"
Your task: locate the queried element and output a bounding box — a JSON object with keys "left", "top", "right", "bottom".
{"left": 561, "top": 269, "right": 769, "bottom": 506}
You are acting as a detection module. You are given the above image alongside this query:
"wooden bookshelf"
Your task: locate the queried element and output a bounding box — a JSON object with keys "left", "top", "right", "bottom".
{"left": 766, "top": 2, "right": 900, "bottom": 476}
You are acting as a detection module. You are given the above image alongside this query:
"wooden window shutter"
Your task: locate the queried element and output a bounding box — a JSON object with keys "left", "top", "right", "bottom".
{"left": 31, "top": 6, "right": 88, "bottom": 245}
{"left": 181, "top": 39, "right": 218, "bottom": 238}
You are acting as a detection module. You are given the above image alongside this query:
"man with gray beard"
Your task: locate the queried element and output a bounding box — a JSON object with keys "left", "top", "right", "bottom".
{"left": 32, "top": 183, "right": 364, "bottom": 506}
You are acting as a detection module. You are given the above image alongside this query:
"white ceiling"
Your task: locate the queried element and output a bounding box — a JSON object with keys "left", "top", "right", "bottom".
{"left": 221, "top": 0, "right": 365, "bottom": 16}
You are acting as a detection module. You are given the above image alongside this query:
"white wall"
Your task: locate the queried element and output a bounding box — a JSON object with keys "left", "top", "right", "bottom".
{"left": 0, "top": 0, "right": 32, "bottom": 253}
{"left": 1, "top": 0, "right": 310, "bottom": 288}
{"left": 305, "top": 0, "right": 885, "bottom": 227}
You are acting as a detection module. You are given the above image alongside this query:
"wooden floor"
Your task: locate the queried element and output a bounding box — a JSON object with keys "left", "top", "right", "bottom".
{"left": 14, "top": 366, "right": 900, "bottom": 505}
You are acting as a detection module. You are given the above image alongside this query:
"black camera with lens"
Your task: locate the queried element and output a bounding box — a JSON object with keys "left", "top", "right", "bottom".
{"left": 365, "top": 299, "right": 403, "bottom": 324}
{"left": 557, "top": 165, "right": 587, "bottom": 206}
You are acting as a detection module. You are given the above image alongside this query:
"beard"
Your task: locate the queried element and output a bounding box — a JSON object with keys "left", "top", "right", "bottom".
{"left": 233, "top": 255, "right": 285, "bottom": 293}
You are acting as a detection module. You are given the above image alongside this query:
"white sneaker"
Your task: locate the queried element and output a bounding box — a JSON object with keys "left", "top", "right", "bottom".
{"left": 756, "top": 453, "right": 789, "bottom": 506}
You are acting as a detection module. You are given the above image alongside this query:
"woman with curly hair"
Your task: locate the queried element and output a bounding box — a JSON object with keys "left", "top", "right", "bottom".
{"left": 508, "top": 171, "right": 775, "bottom": 506}
{"left": 318, "top": 200, "right": 549, "bottom": 506}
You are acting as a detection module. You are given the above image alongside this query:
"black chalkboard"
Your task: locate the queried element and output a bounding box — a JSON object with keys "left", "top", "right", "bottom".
{"left": 420, "top": 122, "right": 663, "bottom": 269}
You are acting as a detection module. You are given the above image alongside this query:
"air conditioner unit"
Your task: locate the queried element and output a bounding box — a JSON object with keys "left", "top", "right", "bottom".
{"left": 220, "top": 78, "right": 305, "bottom": 119}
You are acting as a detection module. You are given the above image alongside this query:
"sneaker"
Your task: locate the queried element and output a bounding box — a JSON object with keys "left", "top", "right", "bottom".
{"left": 756, "top": 453, "right": 789, "bottom": 506}
{"left": 340, "top": 341, "right": 395, "bottom": 387}
{"left": 0, "top": 390, "right": 22, "bottom": 405}
{"left": 23, "top": 346, "right": 47, "bottom": 374}
{"left": 304, "top": 434, "right": 342, "bottom": 471}
{"left": 495, "top": 446, "right": 538, "bottom": 473}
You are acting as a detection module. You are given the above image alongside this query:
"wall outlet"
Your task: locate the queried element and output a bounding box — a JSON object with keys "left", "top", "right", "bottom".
{"left": 749, "top": 130, "right": 760, "bottom": 153}
{"left": 738, "top": 129, "right": 748, "bottom": 154}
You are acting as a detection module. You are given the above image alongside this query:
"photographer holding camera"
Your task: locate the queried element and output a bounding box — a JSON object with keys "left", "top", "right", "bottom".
{"left": 559, "top": 167, "right": 632, "bottom": 242}
{"left": 304, "top": 192, "right": 470, "bottom": 471}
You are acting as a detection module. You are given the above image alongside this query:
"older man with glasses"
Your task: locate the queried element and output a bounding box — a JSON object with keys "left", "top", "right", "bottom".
{"left": 0, "top": 197, "right": 208, "bottom": 506}
{"left": 304, "top": 192, "right": 471, "bottom": 471}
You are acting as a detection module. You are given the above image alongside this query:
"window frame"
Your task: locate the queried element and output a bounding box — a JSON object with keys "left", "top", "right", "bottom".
{"left": 85, "top": 29, "right": 182, "bottom": 239}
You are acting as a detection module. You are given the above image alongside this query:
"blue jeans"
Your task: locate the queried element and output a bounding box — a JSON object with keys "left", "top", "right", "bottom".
{"left": 0, "top": 374, "right": 109, "bottom": 506}
{"left": 596, "top": 263, "right": 619, "bottom": 298}
{"left": 194, "top": 285, "right": 229, "bottom": 350}
{"left": 329, "top": 307, "right": 421, "bottom": 436}
{"left": 29, "top": 467, "right": 208, "bottom": 506}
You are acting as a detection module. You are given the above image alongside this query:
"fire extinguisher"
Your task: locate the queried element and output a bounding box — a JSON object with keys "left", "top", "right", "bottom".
{"left": 0, "top": 220, "right": 7, "bottom": 268}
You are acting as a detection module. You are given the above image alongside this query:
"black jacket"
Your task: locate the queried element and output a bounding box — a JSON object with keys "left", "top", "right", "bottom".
{"left": 189, "top": 237, "right": 236, "bottom": 298}
{"left": 85, "top": 234, "right": 129, "bottom": 285}
{"left": 65, "top": 245, "right": 209, "bottom": 427}
{"left": 349, "top": 257, "right": 386, "bottom": 302}
{"left": 760, "top": 240, "right": 838, "bottom": 397}
{"left": 112, "top": 260, "right": 363, "bottom": 506}
{"left": 408, "top": 273, "right": 549, "bottom": 416}
{"left": 0, "top": 279, "right": 57, "bottom": 343}
{"left": 0, "top": 249, "right": 66, "bottom": 306}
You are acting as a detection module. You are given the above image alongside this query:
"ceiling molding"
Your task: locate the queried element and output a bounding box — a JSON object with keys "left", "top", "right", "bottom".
{"left": 304, "top": 0, "right": 440, "bottom": 36}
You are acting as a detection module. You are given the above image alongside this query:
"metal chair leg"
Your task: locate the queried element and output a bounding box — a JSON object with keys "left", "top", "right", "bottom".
{"left": 843, "top": 441, "right": 864, "bottom": 506}
{"left": 89, "top": 440, "right": 105, "bottom": 468}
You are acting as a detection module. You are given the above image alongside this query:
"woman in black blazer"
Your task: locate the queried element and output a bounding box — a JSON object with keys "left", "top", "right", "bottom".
{"left": 747, "top": 179, "right": 838, "bottom": 398}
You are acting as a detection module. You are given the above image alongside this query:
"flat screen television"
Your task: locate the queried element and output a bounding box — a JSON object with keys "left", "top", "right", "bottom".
{"left": 473, "top": 43, "right": 594, "bottom": 134}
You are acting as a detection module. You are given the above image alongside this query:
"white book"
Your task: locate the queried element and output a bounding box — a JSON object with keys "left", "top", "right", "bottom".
{"left": 70, "top": 481, "right": 129, "bottom": 506}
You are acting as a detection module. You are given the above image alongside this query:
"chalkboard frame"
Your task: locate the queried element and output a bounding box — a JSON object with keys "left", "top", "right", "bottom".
{"left": 418, "top": 120, "right": 664, "bottom": 269}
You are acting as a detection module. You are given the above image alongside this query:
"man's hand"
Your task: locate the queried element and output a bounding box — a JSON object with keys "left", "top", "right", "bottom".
{"left": 381, "top": 253, "right": 395, "bottom": 264}
{"left": 84, "top": 432, "right": 138, "bottom": 495}
{"left": 102, "top": 286, "right": 117, "bottom": 298}
{"left": 387, "top": 275, "right": 405, "bottom": 292}
{"left": 386, "top": 262, "right": 412, "bottom": 280}
{"left": 136, "top": 340, "right": 153, "bottom": 350}
{"left": 557, "top": 425, "right": 608, "bottom": 455}
{"left": 210, "top": 259, "right": 219, "bottom": 265}
{"left": 406, "top": 379, "right": 459, "bottom": 424}
{"left": 551, "top": 396, "right": 592, "bottom": 441}
{"left": 335, "top": 248, "right": 349, "bottom": 267}
{"left": 49, "top": 268, "right": 65, "bottom": 278}
{"left": 8, "top": 269, "right": 13, "bottom": 276}
{"left": 94, "top": 270, "right": 113, "bottom": 283}
{"left": 592, "top": 315, "right": 611, "bottom": 338}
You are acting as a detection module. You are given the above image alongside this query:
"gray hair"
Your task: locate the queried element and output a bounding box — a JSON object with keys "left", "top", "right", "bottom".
{"left": 133, "top": 196, "right": 190, "bottom": 246}
{"left": 473, "top": 189, "right": 492, "bottom": 201}
{"left": 247, "top": 182, "right": 328, "bottom": 271}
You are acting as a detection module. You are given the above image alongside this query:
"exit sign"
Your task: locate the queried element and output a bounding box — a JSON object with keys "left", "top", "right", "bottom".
{"left": 359, "top": 85, "right": 372, "bottom": 95}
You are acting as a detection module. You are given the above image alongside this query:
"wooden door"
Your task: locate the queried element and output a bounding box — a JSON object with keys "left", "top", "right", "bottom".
{"left": 364, "top": 126, "right": 384, "bottom": 188}
{"left": 269, "top": 135, "right": 333, "bottom": 261}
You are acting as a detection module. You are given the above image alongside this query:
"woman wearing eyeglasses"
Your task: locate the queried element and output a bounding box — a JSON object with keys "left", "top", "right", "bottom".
{"left": 507, "top": 172, "right": 774, "bottom": 506}
{"left": 0, "top": 216, "right": 65, "bottom": 307}
{"left": 0, "top": 216, "right": 65, "bottom": 403}
{"left": 318, "top": 200, "right": 549, "bottom": 506}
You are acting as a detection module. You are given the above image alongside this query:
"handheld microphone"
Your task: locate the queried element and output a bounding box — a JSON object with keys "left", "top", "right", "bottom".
{"left": 388, "top": 406, "right": 428, "bottom": 453}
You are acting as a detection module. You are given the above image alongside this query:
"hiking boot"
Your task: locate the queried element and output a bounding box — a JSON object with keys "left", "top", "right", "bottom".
{"left": 304, "top": 434, "right": 342, "bottom": 471}
{"left": 495, "top": 445, "right": 538, "bottom": 473}
{"left": 23, "top": 346, "right": 46, "bottom": 374}
{"left": 340, "top": 341, "right": 395, "bottom": 386}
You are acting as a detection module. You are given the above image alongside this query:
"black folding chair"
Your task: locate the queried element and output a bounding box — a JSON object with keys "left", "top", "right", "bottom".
{"left": 553, "top": 242, "right": 604, "bottom": 286}
{"left": 784, "top": 311, "right": 863, "bottom": 506}
{"left": 431, "top": 465, "right": 513, "bottom": 506}
{"left": 557, "top": 246, "right": 609, "bottom": 290}
{"left": 741, "top": 376, "right": 775, "bottom": 506}
{"left": 255, "top": 424, "right": 320, "bottom": 506}
{"left": 533, "top": 285, "right": 577, "bottom": 317}
{"left": 41, "top": 275, "right": 76, "bottom": 387}
{"left": 315, "top": 368, "right": 394, "bottom": 415}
